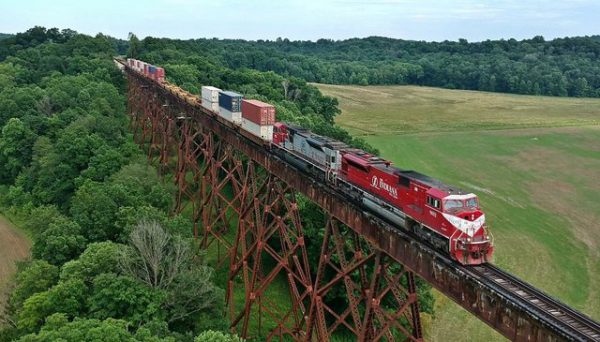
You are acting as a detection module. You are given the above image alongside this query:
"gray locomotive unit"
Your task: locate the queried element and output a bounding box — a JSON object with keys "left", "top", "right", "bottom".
{"left": 275, "top": 125, "right": 346, "bottom": 182}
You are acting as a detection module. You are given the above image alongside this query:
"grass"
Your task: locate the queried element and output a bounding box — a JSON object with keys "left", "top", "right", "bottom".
{"left": 316, "top": 84, "right": 600, "bottom": 136}
{"left": 317, "top": 84, "right": 600, "bottom": 341}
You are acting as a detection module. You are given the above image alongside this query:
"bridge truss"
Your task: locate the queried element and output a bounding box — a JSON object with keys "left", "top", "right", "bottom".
{"left": 123, "top": 62, "right": 600, "bottom": 342}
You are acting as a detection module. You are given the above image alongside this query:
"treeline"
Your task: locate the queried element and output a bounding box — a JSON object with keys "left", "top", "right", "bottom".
{"left": 162, "top": 35, "right": 600, "bottom": 97}
{"left": 0, "top": 27, "right": 239, "bottom": 341}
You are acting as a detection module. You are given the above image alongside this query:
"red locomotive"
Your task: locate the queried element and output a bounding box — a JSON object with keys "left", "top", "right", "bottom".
{"left": 127, "top": 58, "right": 494, "bottom": 265}
{"left": 339, "top": 149, "right": 493, "bottom": 265}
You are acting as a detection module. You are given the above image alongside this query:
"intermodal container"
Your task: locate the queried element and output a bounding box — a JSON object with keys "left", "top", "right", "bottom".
{"left": 201, "top": 100, "right": 219, "bottom": 112}
{"left": 241, "top": 99, "right": 276, "bottom": 125}
{"left": 219, "top": 91, "right": 243, "bottom": 112}
{"left": 201, "top": 86, "right": 221, "bottom": 103}
{"left": 241, "top": 118, "right": 274, "bottom": 141}
{"left": 156, "top": 67, "right": 165, "bottom": 82}
{"left": 219, "top": 107, "right": 242, "bottom": 125}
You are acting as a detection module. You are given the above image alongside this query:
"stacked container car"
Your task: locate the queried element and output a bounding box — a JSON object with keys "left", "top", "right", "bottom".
{"left": 241, "top": 99, "right": 276, "bottom": 141}
{"left": 218, "top": 91, "right": 243, "bottom": 125}
{"left": 148, "top": 65, "right": 165, "bottom": 82}
{"left": 201, "top": 86, "right": 221, "bottom": 112}
{"left": 125, "top": 59, "right": 165, "bottom": 83}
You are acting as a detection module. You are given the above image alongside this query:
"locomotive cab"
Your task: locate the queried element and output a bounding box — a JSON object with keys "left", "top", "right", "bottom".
{"left": 443, "top": 195, "right": 483, "bottom": 222}
{"left": 443, "top": 194, "right": 494, "bottom": 265}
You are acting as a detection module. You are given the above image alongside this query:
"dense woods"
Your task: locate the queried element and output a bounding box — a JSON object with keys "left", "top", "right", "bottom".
{"left": 158, "top": 35, "right": 600, "bottom": 97}
{"left": 0, "top": 27, "right": 237, "bottom": 341}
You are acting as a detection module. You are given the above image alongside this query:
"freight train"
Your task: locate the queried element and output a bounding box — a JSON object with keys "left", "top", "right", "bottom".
{"left": 126, "top": 58, "right": 494, "bottom": 265}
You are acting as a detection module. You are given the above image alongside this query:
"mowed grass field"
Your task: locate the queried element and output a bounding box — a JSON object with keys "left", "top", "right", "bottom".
{"left": 317, "top": 84, "right": 600, "bottom": 341}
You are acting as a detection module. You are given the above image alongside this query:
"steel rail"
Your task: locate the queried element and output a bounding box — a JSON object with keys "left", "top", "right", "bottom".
{"left": 465, "top": 264, "right": 600, "bottom": 341}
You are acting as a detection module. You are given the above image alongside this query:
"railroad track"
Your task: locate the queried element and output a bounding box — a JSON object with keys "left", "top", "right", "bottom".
{"left": 466, "top": 264, "right": 600, "bottom": 341}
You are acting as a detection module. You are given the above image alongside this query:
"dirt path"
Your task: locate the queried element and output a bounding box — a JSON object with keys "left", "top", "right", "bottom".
{"left": 0, "top": 215, "right": 30, "bottom": 316}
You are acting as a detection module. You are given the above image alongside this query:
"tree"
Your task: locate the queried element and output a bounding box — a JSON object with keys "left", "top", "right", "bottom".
{"left": 0, "top": 118, "right": 36, "bottom": 184}
{"left": 119, "top": 221, "right": 193, "bottom": 289}
{"left": 31, "top": 217, "right": 87, "bottom": 266}
{"left": 59, "top": 241, "right": 123, "bottom": 283}
{"left": 4, "top": 261, "right": 59, "bottom": 324}
{"left": 127, "top": 33, "right": 141, "bottom": 59}
{"left": 22, "top": 205, "right": 63, "bottom": 234}
{"left": 70, "top": 180, "right": 120, "bottom": 242}
{"left": 88, "top": 273, "right": 166, "bottom": 326}
{"left": 77, "top": 145, "right": 126, "bottom": 183}
{"left": 194, "top": 331, "right": 243, "bottom": 342}
{"left": 17, "top": 279, "right": 87, "bottom": 332}
{"left": 572, "top": 77, "right": 590, "bottom": 97}
{"left": 16, "top": 314, "right": 138, "bottom": 342}
{"left": 120, "top": 221, "right": 224, "bottom": 331}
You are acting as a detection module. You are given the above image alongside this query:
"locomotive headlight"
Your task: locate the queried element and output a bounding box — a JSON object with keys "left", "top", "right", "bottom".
{"left": 466, "top": 237, "right": 472, "bottom": 243}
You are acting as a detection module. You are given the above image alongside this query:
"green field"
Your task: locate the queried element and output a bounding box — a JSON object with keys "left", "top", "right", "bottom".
{"left": 317, "top": 84, "right": 600, "bottom": 341}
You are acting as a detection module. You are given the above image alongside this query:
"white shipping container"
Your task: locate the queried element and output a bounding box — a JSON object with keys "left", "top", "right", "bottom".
{"left": 219, "top": 108, "right": 242, "bottom": 125}
{"left": 202, "top": 96, "right": 220, "bottom": 107}
{"left": 201, "top": 100, "right": 219, "bottom": 112}
{"left": 241, "top": 119, "right": 274, "bottom": 141}
{"left": 201, "top": 86, "right": 222, "bottom": 103}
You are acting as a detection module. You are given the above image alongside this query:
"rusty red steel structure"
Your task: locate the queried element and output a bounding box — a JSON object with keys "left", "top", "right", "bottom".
{"left": 127, "top": 74, "right": 423, "bottom": 341}
{"left": 124, "top": 64, "right": 597, "bottom": 341}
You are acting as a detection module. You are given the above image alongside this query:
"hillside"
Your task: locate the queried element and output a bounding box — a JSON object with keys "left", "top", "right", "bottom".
{"left": 318, "top": 83, "right": 600, "bottom": 341}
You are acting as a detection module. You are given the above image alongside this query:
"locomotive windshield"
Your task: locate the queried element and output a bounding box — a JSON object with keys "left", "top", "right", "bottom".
{"left": 465, "top": 197, "right": 479, "bottom": 208}
{"left": 444, "top": 199, "right": 464, "bottom": 209}
{"left": 443, "top": 195, "right": 479, "bottom": 211}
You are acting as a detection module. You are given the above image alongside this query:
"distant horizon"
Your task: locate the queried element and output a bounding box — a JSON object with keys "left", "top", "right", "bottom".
{"left": 1, "top": 0, "right": 599, "bottom": 43}
{"left": 2, "top": 27, "right": 598, "bottom": 44}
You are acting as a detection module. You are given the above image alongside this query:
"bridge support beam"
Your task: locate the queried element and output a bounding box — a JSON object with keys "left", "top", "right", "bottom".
{"left": 127, "top": 75, "right": 423, "bottom": 341}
